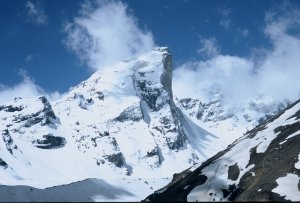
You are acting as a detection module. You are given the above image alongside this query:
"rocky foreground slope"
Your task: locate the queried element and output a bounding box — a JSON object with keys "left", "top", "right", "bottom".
{"left": 145, "top": 99, "right": 300, "bottom": 201}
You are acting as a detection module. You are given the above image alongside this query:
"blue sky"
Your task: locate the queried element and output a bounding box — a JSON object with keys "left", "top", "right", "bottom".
{"left": 1, "top": 0, "right": 300, "bottom": 105}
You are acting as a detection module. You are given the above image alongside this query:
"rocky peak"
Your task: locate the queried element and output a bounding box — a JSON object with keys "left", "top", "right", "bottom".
{"left": 47, "top": 47, "right": 202, "bottom": 178}
{"left": 0, "top": 96, "right": 59, "bottom": 129}
{"left": 132, "top": 48, "right": 173, "bottom": 112}
{"left": 174, "top": 94, "right": 289, "bottom": 153}
{"left": 0, "top": 48, "right": 217, "bottom": 191}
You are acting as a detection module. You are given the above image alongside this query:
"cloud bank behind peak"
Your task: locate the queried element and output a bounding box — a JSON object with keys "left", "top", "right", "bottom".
{"left": 173, "top": 5, "right": 300, "bottom": 108}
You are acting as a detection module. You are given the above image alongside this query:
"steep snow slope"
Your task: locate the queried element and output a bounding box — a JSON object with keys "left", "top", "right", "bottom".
{"left": 0, "top": 96, "right": 90, "bottom": 188}
{"left": 0, "top": 48, "right": 218, "bottom": 199}
{"left": 145, "top": 99, "right": 300, "bottom": 201}
{"left": 175, "top": 95, "right": 287, "bottom": 152}
{"left": 50, "top": 47, "right": 205, "bottom": 179}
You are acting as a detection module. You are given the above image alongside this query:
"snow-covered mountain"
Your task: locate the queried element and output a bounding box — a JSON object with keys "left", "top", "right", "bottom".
{"left": 0, "top": 47, "right": 220, "bottom": 200}
{"left": 145, "top": 98, "right": 300, "bottom": 201}
{"left": 175, "top": 95, "right": 288, "bottom": 152}
{"left": 0, "top": 47, "right": 297, "bottom": 201}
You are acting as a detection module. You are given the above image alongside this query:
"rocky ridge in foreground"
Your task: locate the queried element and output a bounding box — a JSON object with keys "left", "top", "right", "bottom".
{"left": 145, "top": 99, "right": 300, "bottom": 201}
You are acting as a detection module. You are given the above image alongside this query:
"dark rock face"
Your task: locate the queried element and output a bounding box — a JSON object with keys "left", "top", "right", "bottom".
{"left": 10, "top": 97, "right": 58, "bottom": 128}
{"left": 105, "top": 153, "right": 124, "bottom": 168}
{"left": 136, "top": 80, "right": 162, "bottom": 111}
{"left": 221, "top": 184, "right": 241, "bottom": 201}
{"left": 86, "top": 98, "right": 93, "bottom": 105}
{"left": 178, "top": 96, "right": 288, "bottom": 128}
{"left": 38, "top": 96, "right": 57, "bottom": 125}
{"left": 0, "top": 105, "right": 24, "bottom": 112}
{"left": 288, "top": 109, "right": 300, "bottom": 120}
{"left": 133, "top": 49, "right": 172, "bottom": 112}
{"left": 256, "top": 103, "right": 288, "bottom": 125}
{"left": 103, "top": 150, "right": 132, "bottom": 176}
{"left": 23, "top": 113, "right": 44, "bottom": 128}
{"left": 114, "top": 105, "right": 142, "bottom": 123}
{"left": 73, "top": 94, "right": 94, "bottom": 110}
{"left": 95, "top": 159, "right": 105, "bottom": 166}
{"left": 165, "top": 135, "right": 184, "bottom": 151}
{"left": 158, "top": 114, "right": 186, "bottom": 151}
{"left": 147, "top": 147, "right": 159, "bottom": 157}
{"left": 171, "top": 168, "right": 192, "bottom": 184}
{"left": 104, "top": 152, "right": 133, "bottom": 176}
{"left": 178, "top": 98, "right": 199, "bottom": 110}
{"left": 74, "top": 94, "right": 88, "bottom": 109}
{"left": 32, "top": 134, "right": 66, "bottom": 149}
{"left": 178, "top": 98, "right": 235, "bottom": 122}
{"left": 130, "top": 49, "right": 189, "bottom": 154}
{"left": 146, "top": 146, "right": 164, "bottom": 165}
{"left": 0, "top": 158, "right": 8, "bottom": 169}
{"left": 144, "top": 173, "right": 208, "bottom": 202}
{"left": 95, "top": 91, "right": 104, "bottom": 100}
{"left": 144, "top": 147, "right": 231, "bottom": 202}
{"left": 235, "top": 118, "right": 300, "bottom": 201}
{"left": 2, "top": 129, "right": 18, "bottom": 155}
{"left": 145, "top": 99, "right": 300, "bottom": 202}
{"left": 245, "top": 100, "right": 300, "bottom": 139}
{"left": 160, "top": 50, "right": 173, "bottom": 99}
{"left": 228, "top": 163, "right": 240, "bottom": 181}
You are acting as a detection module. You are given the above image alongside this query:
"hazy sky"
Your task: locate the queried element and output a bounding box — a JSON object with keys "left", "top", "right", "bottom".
{"left": 1, "top": 0, "right": 300, "bottom": 106}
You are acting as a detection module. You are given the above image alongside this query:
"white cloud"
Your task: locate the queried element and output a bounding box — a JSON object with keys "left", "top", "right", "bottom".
{"left": 25, "top": 0, "right": 47, "bottom": 25}
{"left": 63, "top": 0, "right": 155, "bottom": 71}
{"left": 173, "top": 7, "right": 300, "bottom": 108}
{"left": 0, "top": 70, "right": 61, "bottom": 105}
{"left": 218, "top": 6, "right": 232, "bottom": 30}
{"left": 264, "top": 5, "right": 300, "bottom": 40}
{"left": 173, "top": 55, "right": 254, "bottom": 104}
{"left": 197, "top": 37, "right": 220, "bottom": 58}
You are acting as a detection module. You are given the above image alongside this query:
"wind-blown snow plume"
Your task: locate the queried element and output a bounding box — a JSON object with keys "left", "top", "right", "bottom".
{"left": 63, "top": 0, "right": 155, "bottom": 71}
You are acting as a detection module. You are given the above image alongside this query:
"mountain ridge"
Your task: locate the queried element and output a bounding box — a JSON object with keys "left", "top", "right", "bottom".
{"left": 0, "top": 47, "right": 298, "bottom": 201}
{"left": 145, "top": 99, "right": 300, "bottom": 201}
{"left": 0, "top": 48, "right": 207, "bottom": 193}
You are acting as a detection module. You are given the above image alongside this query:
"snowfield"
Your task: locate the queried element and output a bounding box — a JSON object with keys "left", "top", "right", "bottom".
{"left": 0, "top": 48, "right": 218, "bottom": 201}
{"left": 145, "top": 98, "right": 300, "bottom": 202}
{"left": 1, "top": 48, "right": 298, "bottom": 202}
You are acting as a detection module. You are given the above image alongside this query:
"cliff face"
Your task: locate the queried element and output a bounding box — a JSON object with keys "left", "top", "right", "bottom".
{"left": 175, "top": 95, "right": 288, "bottom": 154}
{"left": 1, "top": 47, "right": 297, "bottom": 202}
{"left": 0, "top": 48, "right": 209, "bottom": 190}
{"left": 144, "top": 99, "right": 300, "bottom": 202}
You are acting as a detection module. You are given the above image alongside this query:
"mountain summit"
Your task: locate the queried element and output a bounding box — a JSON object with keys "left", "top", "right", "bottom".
{"left": 0, "top": 48, "right": 214, "bottom": 196}
{"left": 0, "top": 48, "right": 298, "bottom": 201}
